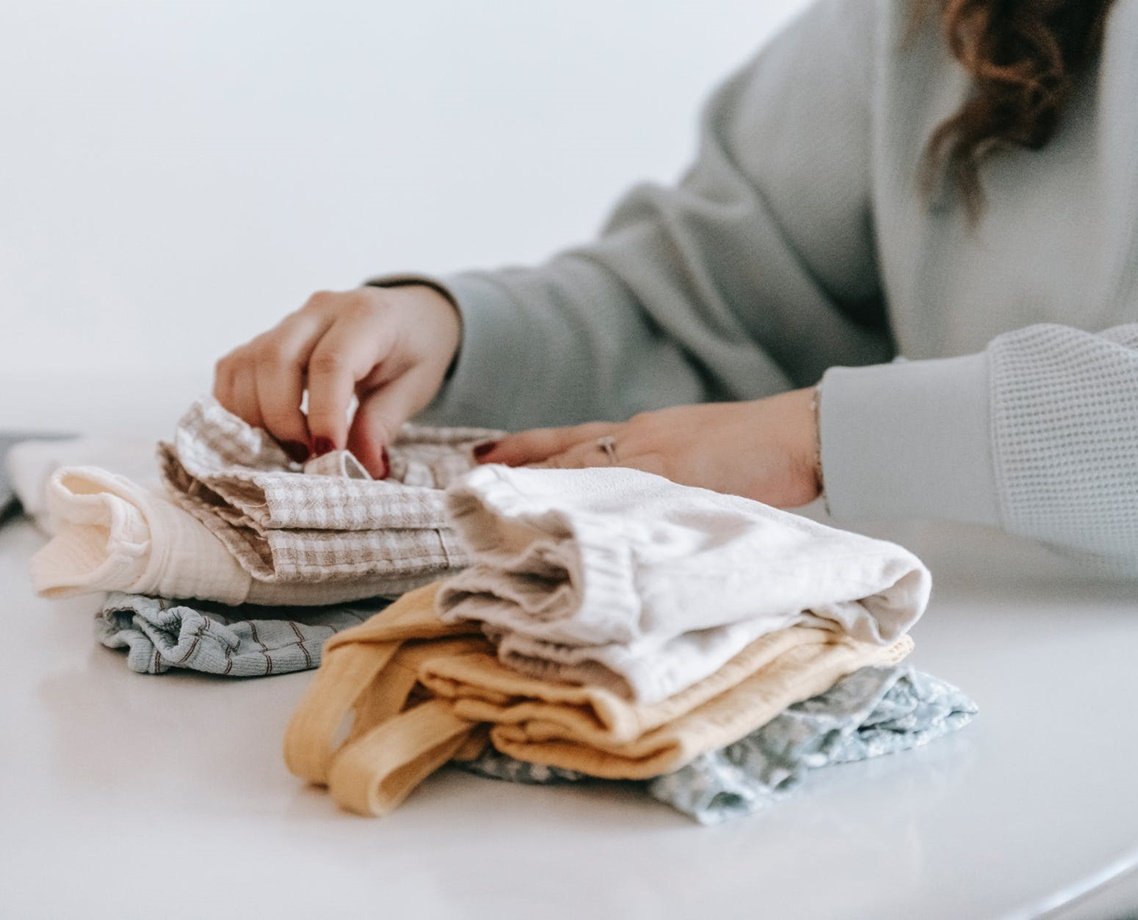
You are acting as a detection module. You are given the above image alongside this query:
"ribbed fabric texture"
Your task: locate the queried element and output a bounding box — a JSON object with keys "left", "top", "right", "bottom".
{"left": 989, "top": 324, "right": 1138, "bottom": 571}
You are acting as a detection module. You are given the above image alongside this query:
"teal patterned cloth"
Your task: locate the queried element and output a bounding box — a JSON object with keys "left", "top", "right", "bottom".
{"left": 97, "top": 593, "right": 385, "bottom": 677}
{"left": 459, "top": 666, "right": 977, "bottom": 824}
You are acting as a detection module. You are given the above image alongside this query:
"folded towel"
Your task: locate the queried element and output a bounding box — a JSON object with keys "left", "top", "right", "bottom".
{"left": 30, "top": 466, "right": 428, "bottom": 605}
{"left": 30, "top": 398, "right": 506, "bottom": 605}
{"left": 283, "top": 583, "right": 910, "bottom": 815}
{"left": 97, "top": 592, "right": 384, "bottom": 676}
{"left": 437, "top": 464, "right": 930, "bottom": 703}
{"left": 158, "top": 397, "right": 500, "bottom": 584}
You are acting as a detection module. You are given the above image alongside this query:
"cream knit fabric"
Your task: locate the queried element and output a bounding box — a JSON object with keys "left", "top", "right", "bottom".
{"left": 283, "top": 583, "right": 911, "bottom": 816}
{"left": 437, "top": 465, "right": 930, "bottom": 703}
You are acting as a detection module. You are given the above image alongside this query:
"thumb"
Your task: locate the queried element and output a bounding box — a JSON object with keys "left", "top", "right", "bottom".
{"left": 346, "top": 374, "right": 425, "bottom": 478}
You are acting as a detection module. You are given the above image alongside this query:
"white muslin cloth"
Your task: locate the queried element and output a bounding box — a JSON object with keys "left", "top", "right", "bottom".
{"left": 29, "top": 466, "right": 424, "bottom": 606}
{"left": 437, "top": 465, "right": 931, "bottom": 704}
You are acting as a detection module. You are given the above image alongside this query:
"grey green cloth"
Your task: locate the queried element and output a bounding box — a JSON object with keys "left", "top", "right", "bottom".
{"left": 97, "top": 593, "right": 387, "bottom": 677}
{"left": 459, "top": 666, "right": 977, "bottom": 824}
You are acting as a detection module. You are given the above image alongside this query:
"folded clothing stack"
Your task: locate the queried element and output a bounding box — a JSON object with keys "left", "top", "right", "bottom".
{"left": 285, "top": 464, "right": 969, "bottom": 822}
{"left": 284, "top": 583, "right": 912, "bottom": 815}
{"left": 29, "top": 397, "right": 501, "bottom": 607}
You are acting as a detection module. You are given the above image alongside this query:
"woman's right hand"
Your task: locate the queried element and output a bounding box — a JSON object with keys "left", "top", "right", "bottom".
{"left": 212, "top": 283, "right": 462, "bottom": 478}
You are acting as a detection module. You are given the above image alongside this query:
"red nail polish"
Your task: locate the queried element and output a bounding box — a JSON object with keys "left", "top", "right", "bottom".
{"left": 473, "top": 440, "right": 499, "bottom": 460}
{"left": 379, "top": 446, "right": 391, "bottom": 480}
{"left": 313, "top": 437, "right": 336, "bottom": 457}
{"left": 282, "top": 441, "right": 309, "bottom": 463}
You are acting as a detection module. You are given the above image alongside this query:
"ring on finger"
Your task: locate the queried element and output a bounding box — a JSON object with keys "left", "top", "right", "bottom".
{"left": 596, "top": 435, "right": 618, "bottom": 464}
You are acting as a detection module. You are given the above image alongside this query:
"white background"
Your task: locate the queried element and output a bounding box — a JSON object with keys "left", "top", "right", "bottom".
{"left": 1, "top": 0, "right": 810, "bottom": 386}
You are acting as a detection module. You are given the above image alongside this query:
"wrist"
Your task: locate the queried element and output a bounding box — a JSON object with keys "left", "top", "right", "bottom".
{"left": 790, "top": 385, "right": 823, "bottom": 502}
{"left": 367, "top": 282, "right": 463, "bottom": 377}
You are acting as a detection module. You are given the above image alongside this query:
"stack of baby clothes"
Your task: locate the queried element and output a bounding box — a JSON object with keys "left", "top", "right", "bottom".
{"left": 27, "top": 397, "right": 499, "bottom": 676}
{"left": 285, "top": 465, "right": 976, "bottom": 824}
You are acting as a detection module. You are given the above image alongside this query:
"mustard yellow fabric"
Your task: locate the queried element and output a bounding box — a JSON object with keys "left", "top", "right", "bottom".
{"left": 283, "top": 582, "right": 912, "bottom": 816}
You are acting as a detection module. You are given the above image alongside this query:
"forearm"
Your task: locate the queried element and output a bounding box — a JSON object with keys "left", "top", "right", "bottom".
{"left": 819, "top": 323, "right": 1138, "bottom": 575}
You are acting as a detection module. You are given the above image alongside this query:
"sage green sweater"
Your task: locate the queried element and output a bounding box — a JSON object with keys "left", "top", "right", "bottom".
{"left": 377, "top": 0, "right": 1138, "bottom": 574}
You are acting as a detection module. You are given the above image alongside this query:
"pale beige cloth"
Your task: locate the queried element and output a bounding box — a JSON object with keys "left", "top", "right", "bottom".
{"left": 31, "top": 397, "right": 503, "bottom": 605}
{"left": 438, "top": 464, "right": 930, "bottom": 703}
{"left": 158, "top": 397, "right": 501, "bottom": 586}
{"left": 29, "top": 466, "right": 422, "bottom": 605}
{"left": 284, "top": 583, "right": 912, "bottom": 816}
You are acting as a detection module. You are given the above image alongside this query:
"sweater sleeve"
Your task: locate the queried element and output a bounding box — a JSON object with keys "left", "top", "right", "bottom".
{"left": 371, "top": 0, "right": 893, "bottom": 432}
{"left": 819, "top": 323, "right": 1138, "bottom": 575}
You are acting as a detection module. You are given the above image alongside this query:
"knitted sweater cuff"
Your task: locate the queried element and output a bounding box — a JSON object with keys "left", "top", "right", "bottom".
{"left": 818, "top": 352, "right": 1000, "bottom": 527}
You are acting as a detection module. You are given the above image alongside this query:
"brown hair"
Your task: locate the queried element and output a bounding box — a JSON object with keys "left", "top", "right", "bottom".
{"left": 923, "top": 0, "right": 1117, "bottom": 218}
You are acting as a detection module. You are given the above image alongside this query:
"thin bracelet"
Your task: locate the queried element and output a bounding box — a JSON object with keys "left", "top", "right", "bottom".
{"left": 810, "top": 384, "right": 830, "bottom": 515}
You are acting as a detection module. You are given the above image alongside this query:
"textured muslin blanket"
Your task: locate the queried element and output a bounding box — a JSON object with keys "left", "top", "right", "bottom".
{"left": 98, "top": 592, "right": 384, "bottom": 676}
{"left": 30, "top": 397, "right": 503, "bottom": 604}
{"left": 30, "top": 466, "right": 427, "bottom": 605}
{"left": 158, "top": 397, "right": 499, "bottom": 584}
{"left": 283, "top": 583, "right": 911, "bottom": 816}
{"left": 461, "top": 665, "right": 978, "bottom": 824}
{"left": 438, "top": 464, "right": 930, "bottom": 703}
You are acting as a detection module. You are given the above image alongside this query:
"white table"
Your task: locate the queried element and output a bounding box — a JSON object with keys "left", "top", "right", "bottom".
{"left": 2, "top": 375, "right": 1137, "bottom": 920}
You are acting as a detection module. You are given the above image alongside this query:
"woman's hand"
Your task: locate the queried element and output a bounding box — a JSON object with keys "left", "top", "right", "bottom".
{"left": 474, "top": 388, "right": 822, "bottom": 508}
{"left": 213, "top": 284, "right": 461, "bottom": 477}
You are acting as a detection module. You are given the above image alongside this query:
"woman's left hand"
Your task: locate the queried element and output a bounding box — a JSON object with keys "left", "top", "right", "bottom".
{"left": 473, "top": 387, "right": 822, "bottom": 508}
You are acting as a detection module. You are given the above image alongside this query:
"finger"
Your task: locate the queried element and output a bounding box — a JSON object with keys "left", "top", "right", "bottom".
{"left": 227, "top": 366, "right": 267, "bottom": 433}
{"left": 346, "top": 373, "right": 426, "bottom": 478}
{"left": 306, "top": 312, "right": 396, "bottom": 452}
{"left": 212, "top": 351, "right": 239, "bottom": 412}
{"left": 478, "top": 421, "right": 616, "bottom": 466}
{"left": 528, "top": 448, "right": 664, "bottom": 477}
{"left": 251, "top": 315, "right": 326, "bottom": 457}
{"left": 523, "top": 438, "right": 613, "bottom": 470}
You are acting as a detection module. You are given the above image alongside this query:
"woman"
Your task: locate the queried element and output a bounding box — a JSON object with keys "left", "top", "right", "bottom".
{"left": 213, "top": 0, "right": 1138, "bottom": 573}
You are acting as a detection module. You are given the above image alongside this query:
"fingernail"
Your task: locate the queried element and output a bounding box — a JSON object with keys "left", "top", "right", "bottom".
{"left": 472, "top": 440, "right": 499, "bottom": 460}
{"left": 379, "top": 447, "right": 391, "bottom": 480}
{"left": 281, "top": 441, "right": 310, "bottom": 464}
{"left": 313, "top": 436, "right": 336, "bottom": 457}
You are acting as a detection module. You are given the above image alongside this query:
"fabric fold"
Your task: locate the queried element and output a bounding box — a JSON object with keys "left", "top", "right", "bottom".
{"left": 29, "top": 466, "right": 428, "bottom": 605}
{"left": 158, "top": 397, "right": 501, "bottom": 586}
{"left": 97, "top": 592, "right": 384, "bottom": 676}
{"left": 460, "top": 665, "right": 979, "bottom": 824}
{"left": 283, "top": 582, "right": 911, "bottom": 814}
{"left": 437, "top": 464, "right": 930, "bottom": 702}
{"left": 29, "top": 397, "right": 506, "bottom": 605}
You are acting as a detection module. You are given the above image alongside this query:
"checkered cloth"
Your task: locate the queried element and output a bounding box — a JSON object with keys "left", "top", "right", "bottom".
{"left": 159, "top": 397, "right": 501, "bottom": 588}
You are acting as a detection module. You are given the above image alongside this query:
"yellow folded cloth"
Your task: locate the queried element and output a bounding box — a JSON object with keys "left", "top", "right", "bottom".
{"left": 284, "top": 583, "right": 912, "bottom": 816}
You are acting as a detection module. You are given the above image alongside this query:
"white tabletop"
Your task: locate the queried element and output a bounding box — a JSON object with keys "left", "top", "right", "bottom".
{"left": 2, "top": 375, "right": 1137, "bottom": 920}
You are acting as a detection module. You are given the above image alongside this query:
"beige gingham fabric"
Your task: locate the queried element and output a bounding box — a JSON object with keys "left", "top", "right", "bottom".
{"left": 159, "top": 397, "right": 501, "bottom": 588}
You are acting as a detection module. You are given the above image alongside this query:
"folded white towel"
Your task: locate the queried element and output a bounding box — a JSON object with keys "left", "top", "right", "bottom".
{"left": 29, "top": 466, "right": 423, "bottom": 606}
{"left": 437, "top": 465, "right": 931, "bottom": 703}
